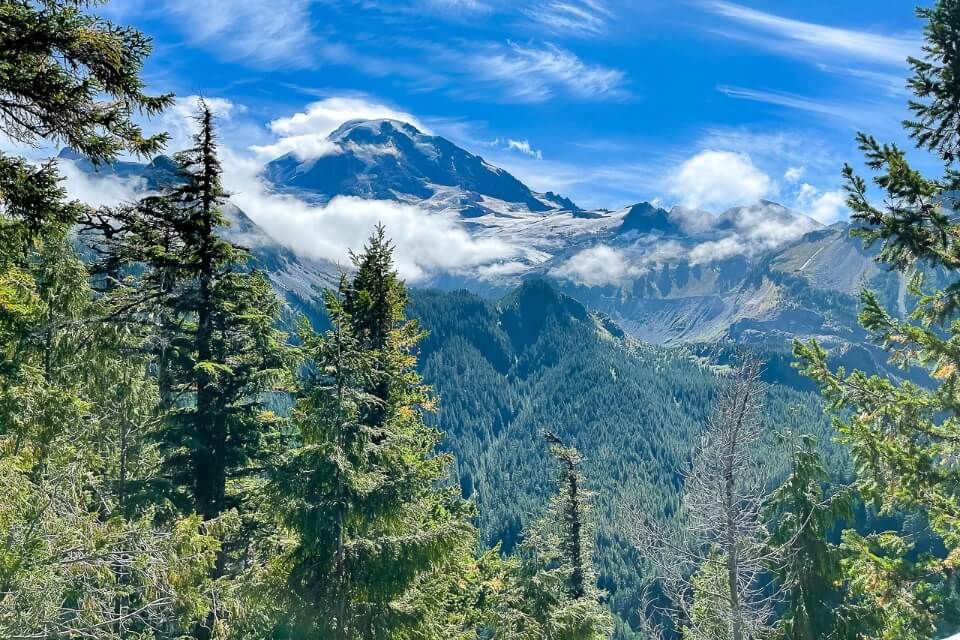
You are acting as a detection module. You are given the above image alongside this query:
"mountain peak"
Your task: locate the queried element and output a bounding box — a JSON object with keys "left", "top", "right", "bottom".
{"left": 329, "top": 118, "right": 424, "bottom": 143}
{"left": 499, "top": 279, "right": 591, "bottom": 349}
{"left": 620, "top": 201, "right": 674, "bottom": 234}
{"left": 262, "top": 119, "right": 575, "bottom": 214}
{"left": 718, "top": 200, "right": 822, "bottom": 232}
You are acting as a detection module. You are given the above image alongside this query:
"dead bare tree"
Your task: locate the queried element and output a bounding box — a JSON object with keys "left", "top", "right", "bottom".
{"left": 630, "top": 357, "right": 788, "bottom": 640}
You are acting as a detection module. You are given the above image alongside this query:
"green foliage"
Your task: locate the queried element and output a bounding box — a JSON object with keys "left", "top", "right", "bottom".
{"left": 95, "top": 106, "right": 292, "bottom": 519}
{"left": 792, "top": 1, "right": 960, "bottom": 637}
{"left": 684, "top": 548, "right": 730, "bottom": 640}
{"left": 0, "top": 0, "right": 172, "bottom": 163}
{"left": 272, "top": 230, "right": 476, "bottom": 639}
{"left": 765, "top": 435, "right": 855, "bottom": 640}
{"left": 0, "top": 456, "right": 220, "bottom": 638}
{"left": 484, "top": 435, "right": 613, "bottom": 640}
{"left": 839, "top": 530, "right": 959, "bottom": 640}
{"left": 408, "top": 282, "right": 838, "bottom": 633}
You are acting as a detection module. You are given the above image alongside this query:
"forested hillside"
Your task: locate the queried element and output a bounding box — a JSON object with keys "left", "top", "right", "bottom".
{"left": 408, "top": 280, "right": 841, "bottom": 629}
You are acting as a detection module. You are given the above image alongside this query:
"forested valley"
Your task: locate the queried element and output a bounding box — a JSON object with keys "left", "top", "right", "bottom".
{"left": 6, "top": 2, "right": 960, "bottom": 639}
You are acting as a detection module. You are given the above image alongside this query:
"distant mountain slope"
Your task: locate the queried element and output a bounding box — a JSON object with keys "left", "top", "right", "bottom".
{"left": 253, "top": 120, "right": 865, "bottom": 350}
{"left": 59, "top": 149, "right": 337, "bottom": 304}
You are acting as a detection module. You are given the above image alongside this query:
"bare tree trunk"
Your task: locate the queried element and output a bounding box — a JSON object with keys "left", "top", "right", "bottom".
{"left": 631, "top": 356, "right": 780, "bottom": 640}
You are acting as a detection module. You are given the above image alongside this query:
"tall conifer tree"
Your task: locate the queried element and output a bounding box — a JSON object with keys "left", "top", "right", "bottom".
{"left": 489, "top": 433, "right": 612, "bottom": 639}
{"left": 98, "top": 105, "right": 291, "bottom": 521}
{"left": 274, "top": 227, "right": 475, "bottom": 639}
{"left": 795, "top": 1, "right": 960, "bottom": 635}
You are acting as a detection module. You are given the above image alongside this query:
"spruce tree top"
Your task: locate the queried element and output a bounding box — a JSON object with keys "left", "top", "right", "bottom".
{"left": 0, "top": 0, "right": 173, "bottom": 162}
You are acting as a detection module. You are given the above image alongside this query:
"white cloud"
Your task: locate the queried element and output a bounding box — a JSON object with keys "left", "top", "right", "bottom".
{"left": 717, "top": 85, "right": 863, "bottom": 123}
{"left": 702, "top": 1, "right": 919, "bottom": 67}
{"left": 424, "top": 0, "right": 491, "bottom": 11}
{"left": 699, "top": 128, "right": 837, "bottom": 176}
{"left": 552, "top": 240, "right": 686, "bottom": 286}
{"left": 667, "top": 150, "right": 773, "bottom": 211}
{"left": 725, "top": 201, "right": 821, "bottom": 244}
{"left": 784, "top": 166, "right": 805, "bottom": 183}
{"left": 524, "top": 1, "right": 612, "bottom": 36}
{"left": 160, "top": 0, "right": 318, "bottom": 68}
{"left": 58, "top": 160, "right": 146, "bottom": 208}
{"left": 251, "top": 135, "right": 343, "bottom": 161}
{"left": 688, "top": 237, "right": 748, "bottom": 265}
{"left": 220, "top": 151, "right": 519, "bottom": 281}
{"left": 250, "top": 97, "right": 430, "bottom": 161}
{"left": 551, "top": 245, "right": 641, "bottom": 286}
{"left": 467, "top": 42, "right": 627, "bottom": 103}
{"left": 475, "top": 260, "right": 530, "bottom": 281}
{"left": 266, "top": 97, "right": 428, "bottom": 138}
{"left": 795, "top": 183, "right": 847, "bottom": 224}
{"left": 507, "top": 139, "right": 543, "bottom": 160}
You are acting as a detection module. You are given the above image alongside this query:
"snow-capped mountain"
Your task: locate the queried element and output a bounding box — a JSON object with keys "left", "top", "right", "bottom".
{"left": 252, "top": 119, "right": 913, "bottom": 368}
{"left": 262, "top": 119, "right": 579, "bottom": 216}
{"left": 62, "top": 120, "right": 908, "bottom": 367}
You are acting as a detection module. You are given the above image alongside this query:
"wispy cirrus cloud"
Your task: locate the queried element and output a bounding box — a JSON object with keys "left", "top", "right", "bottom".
{"left": 702, "top": 1, "right": 920, "bottom": 67}
{"left": 523, "top": 0, "right": 612, "bottom": 37}
{"left": 462, "top": 41, "right": 627, "bottom": 103}
{"left": 423, "top": 0, "right": 492, "bottom": 11}
{"left": 157, "top": 0, "right": 321, "bottom": 68}
{"left": 715, "top": 84, "right": 912, "bottom": 138}
{"left": 716, "top": 85, "right": 863, "bottom": 123}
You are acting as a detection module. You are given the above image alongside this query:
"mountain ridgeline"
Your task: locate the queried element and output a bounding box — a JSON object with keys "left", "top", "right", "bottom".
{"left": 64, "top": 117, "right": 914, "bottom": 368}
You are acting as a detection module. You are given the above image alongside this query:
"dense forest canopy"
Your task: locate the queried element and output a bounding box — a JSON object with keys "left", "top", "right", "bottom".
{"left": 4, "top": 1, "right": 960, "bottom": 639}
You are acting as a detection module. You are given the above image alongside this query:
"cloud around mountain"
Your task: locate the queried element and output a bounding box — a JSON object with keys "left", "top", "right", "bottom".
{"left": 251, "top": 97, "right": 431, "bottom": 161}
{"left": 55, "top": 93, "right": 847, "bottom": 286}
{"left": 222, "top": 154, "right": 521, "bottom": 281}
{"left": 667, "top": 149, "right": 773, "bottom": 211}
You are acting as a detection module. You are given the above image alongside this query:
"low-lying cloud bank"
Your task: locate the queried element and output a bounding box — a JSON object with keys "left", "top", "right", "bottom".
{"left": 55, "top": 131, "right": 520, "bottom": 283}
{"left": 225, "top": 164, "right": 519, "bottom": 282}
{"left": 551, "top": 200, "right": 823, "bottom": 287}
{"left": 58, "top": 160, "right": 146, "bottom": 209}
{"left": 551, "top": 241, "right": 688, "bottom": 287}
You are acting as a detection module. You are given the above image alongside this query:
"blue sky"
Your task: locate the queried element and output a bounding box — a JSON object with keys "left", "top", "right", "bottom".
{"left": 101, "top": 0, "right": 927, "bottom": 219}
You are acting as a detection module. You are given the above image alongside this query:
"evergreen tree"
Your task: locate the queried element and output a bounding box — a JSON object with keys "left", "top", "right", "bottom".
{"left": 0, "top": 5, "right": 225, "bottom": 635}
{"left": 794, "top": 0, "right": 960, "bottom": 634}
{"left": 140, "top": 105, "right": 289, "bottom": 520}
{"left": 0, "top": 0, "right": 172, "bottom": 251}
{"left": 0, "top": 0, "right": 171, "bottom": 444}
{"left": 544, "top": 431, "right": 590, "bottom": 601}
{"left": 273, "top": 229, "right": 475, "bottom": 639}
{"left": 684, "top": 548, "right": 731, "bottom": 640}
{"left": 0, "top": 0, "right": 171, "bottom": 164}
{"left": 488, "top": 433, "right": 612, "bottom": 639}
{"left": 70, "top": 105, "right": 292, "bottom": 637}
{"left": 764, "top": 435, "right": 855, "bottom": 640}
